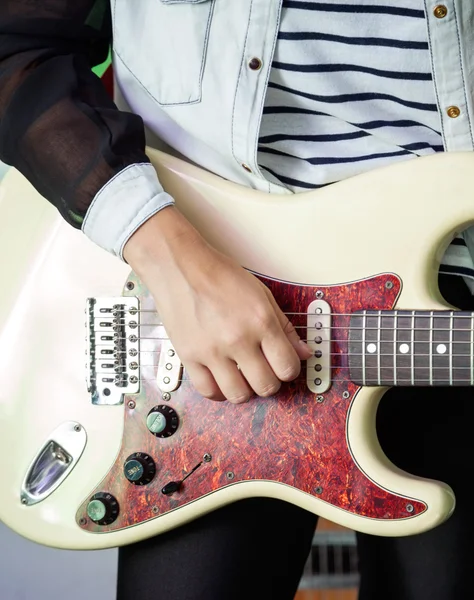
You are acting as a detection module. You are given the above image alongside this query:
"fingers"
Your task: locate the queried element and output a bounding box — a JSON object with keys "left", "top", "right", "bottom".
{"left": 184, "top": 362, "right": 226, "bottom": 402}
{"left": 255, "top": 293, "right": 312, "bottom": 382}
{"left": 235, "top": 349, "right": 282, "bottom": 398}
{"left": 179, "top": 285, "right": 312, "bottom": 404}
{"left": 212, "top": 359, "right": 253, "bottom": 404}
{"left": 187, "top": 360, "right": 253, "bottom": 404}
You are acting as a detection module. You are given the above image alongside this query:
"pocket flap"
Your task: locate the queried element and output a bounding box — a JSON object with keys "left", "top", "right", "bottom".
{"left": 160, "top": 0, "right": 211, "bottom": 4}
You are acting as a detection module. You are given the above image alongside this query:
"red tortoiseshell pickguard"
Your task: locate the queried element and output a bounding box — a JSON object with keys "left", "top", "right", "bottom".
{"left": 77, "top": 272, "right": 427, "bottom": 533}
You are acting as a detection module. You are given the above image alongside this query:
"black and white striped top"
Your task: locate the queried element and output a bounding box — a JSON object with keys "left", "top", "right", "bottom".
{"left": 258, "top": 0, "right": 474, "bottom": 285}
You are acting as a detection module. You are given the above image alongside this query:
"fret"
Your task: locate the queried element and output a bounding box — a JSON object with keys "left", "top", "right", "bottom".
{"left": 348, "top": 313, "right": 364, "bottom": 384}
{"left": 363, "top": 311, "right": 379, "bottom": 385}
{"left": 452, "top": 312, "right": 471, "bottom": 385}
{"left": 393, "top": 310, "right": 398, "bottom": 386}
{"left": 377, "top": 310, "right": 381, "bottom": 385}
{"left": 362, "top": 310, "right": 366, "bottom": 386}
{"left": 413, "top": 312, "right": 430, "bottom": 384}
{"left": 379, "top": 312, "right": 397, "bottom": 384}
{"left": 395, "top": 311, "right": 413, "bottom": 385}
{"left": 429, "top": 311, "right": 433, "bottom": 386}
{"left": 471, "top": 314, "right": 474, "bottom": 386}
{"left": 449, "top": 312, "right": 453, "bottom": 386}
{"left": 432, "top": 312, "right": 451, "bottom": 385}
{"left": 411, "top": 311, "right": 415, "bottom": 386}
{"left": 395, "top": 312, "right": 412, "bottom": 385}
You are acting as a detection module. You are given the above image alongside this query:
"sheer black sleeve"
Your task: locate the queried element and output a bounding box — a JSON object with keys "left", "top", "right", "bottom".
{"left": 0, "top": 0, "right": 150, "bottom": 227}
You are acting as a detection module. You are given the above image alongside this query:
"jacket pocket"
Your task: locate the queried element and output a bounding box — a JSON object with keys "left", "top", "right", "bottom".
{"left": 112, "top": 0, "right": 215, "bottom": 106}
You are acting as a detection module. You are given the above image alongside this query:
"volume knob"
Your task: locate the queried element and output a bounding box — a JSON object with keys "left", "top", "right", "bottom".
{"left": 124, "top": 452, "right": 156, "bottom": 485}
{"left": 86, "top": 492, "right": 119, "bottom": 525}
{"left": 147, "top": 405, "right": 179, "bottom": 438}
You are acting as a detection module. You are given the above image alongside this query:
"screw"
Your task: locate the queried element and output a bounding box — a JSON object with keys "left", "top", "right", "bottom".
{"left": 316, "top": 291, "right": 324, "bottom": 299}
{"left": 316, "top": 395, "right": 324, "bottom": 403}
{"left": 315, "top": 486, "right": 323, "bottom": 494}
{"left": 21, "top": 497, "right": 28, "bottom": 505}
{"left": 129, "top": 349, "right": 138, "bottom": 357}
{"left": 126, "top": 281, "right": 135, "bottom": 291}
{"left": 342, "top": 391, "right": 350, "bottom": 399}
{"left": 162, "top": 392, "right": 171, "bottom": 401}
{"left": 406, "top": 503, "right": 414, "bottom": 513}
{"left": 130, "top": 376, "right": 138, "bottom": 384}
{"left": 79, "top": 518, "right": 87, "bottom": 526}
{"left": 152, "top": 506, "right": 159, "bottom": 515}
{"left": 163, "top": 377, "right": 170, "bottom": 384}
{"left": 385, "top": 281, "right": 394, "bottom": 290}
{"left": 129, "top": 362, "right": 139, "bottom": 370}
{"left": 203, "top": 453, "right": 212, "bottom": 462}
{"left": 128, "top": 400, "right": 136, "bottom": 409}
{"left": 74, "top": 424, "right": 82, "bottom": 432}
{"left": 226, "top": 471, "right": 235, "bottom": 480}
{"left": 315, "top": 307, "right": 323, "bottom": 314}
{"left": 168, "top": 349, "right": 175, "bottom": 357}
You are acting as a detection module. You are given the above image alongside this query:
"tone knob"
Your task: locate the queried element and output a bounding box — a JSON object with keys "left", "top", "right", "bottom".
{"left": 124, "top": 452, "right": 156, "bottom": 485}
{"left": 147, "top": 405, "right": 179, "bottom": 438}
{"left": 86, "top": 492, "right": 119, "bottom": 525}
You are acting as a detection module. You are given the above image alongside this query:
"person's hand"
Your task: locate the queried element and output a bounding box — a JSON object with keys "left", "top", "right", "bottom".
{"left": 123, "top": 207, "right": 313, "bottom": 403}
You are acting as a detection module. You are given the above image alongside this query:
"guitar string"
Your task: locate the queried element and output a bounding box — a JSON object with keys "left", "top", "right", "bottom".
{"left": 100, "top": 336, "right": 474, "bottom": 345}
{"left": 102, "top": 308, "right": 474, "bottom": 325}
{"left": 107, "top": 350, "right": 474, "bottom": 357}
{"left": 97, "top": 365, "right": 474, "bottom": 372}
{"left": 104, "top": 310, "right": 474, "bottom": 318}
{"left": 99, "top": 321, "right": 474, "bottom": 332}
{"left": 93, "top": 373, "right": 474, "bottom": 382}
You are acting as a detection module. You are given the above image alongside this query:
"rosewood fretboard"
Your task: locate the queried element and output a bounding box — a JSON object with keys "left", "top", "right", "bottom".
{"left": 348, "top": 310, "right": 474, "bottom": 386}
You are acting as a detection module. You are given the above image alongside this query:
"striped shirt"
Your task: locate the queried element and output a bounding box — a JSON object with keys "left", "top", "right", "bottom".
{"left": 258, "top": 0, "right": 474, "bottom": 286}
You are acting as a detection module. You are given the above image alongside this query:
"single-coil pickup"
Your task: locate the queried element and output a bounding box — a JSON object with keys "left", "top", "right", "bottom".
{"left": 157, "top": 336, "right": 182, "bottom": 392}
{"left": 306, "top": 299, "right": 332, "bottom": 394}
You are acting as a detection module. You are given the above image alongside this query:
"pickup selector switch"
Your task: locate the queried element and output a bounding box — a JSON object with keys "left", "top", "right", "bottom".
{"left": 147, "top": 405, "right": 179, "bottom": 438}
{"left": 124, "top": 452, "right": 156, "bottom": 485}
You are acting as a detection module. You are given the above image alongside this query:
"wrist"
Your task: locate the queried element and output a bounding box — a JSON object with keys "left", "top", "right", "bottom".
{"left": 123, "top": 205, "right": 205, "bottom": 271}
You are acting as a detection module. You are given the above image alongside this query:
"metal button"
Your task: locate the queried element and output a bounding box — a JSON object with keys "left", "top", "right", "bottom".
{"left": 241, "top": 163, "right": 252, "bottom": 173}
{"left": 433, "top": 5, "right": 448, "bottom": 18}
{"left": 248, "top": 57, "right": 262, "bottom": 71}
{"left": 447, "top": 106, "right": 461, "bottom": 118}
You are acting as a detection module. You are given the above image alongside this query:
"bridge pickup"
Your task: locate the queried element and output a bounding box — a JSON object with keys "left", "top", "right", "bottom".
{"left": 157, "top": 336, "right": 182, "bottom": 392}
{"left": 85, "top": 297, "right": 140, "bottom": 406}
{"left": 306, "top": 299, "right": 332, "bottom": 394}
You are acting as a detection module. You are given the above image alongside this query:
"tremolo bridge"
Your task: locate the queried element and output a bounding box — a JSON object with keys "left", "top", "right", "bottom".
{"left": 85, "top": 297, "right": 141, "bottom": 405}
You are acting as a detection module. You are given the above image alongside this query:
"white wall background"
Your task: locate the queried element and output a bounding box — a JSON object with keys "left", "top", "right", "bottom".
{"left": 0, "top": 162, "right": 118, "bottom": 599}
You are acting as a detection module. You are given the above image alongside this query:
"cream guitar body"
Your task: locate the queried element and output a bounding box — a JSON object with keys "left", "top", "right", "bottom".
{"left": 0, "top": 149, "right": 473, "bottom": 550}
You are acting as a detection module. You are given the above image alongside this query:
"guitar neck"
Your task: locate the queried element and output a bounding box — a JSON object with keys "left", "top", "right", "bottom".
{"left": 348, "top": 310, "right": 474, "bottom": 386}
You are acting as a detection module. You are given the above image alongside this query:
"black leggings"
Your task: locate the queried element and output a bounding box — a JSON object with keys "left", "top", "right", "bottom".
{"left": 117, "top": 275, "right": 474, "bottom": 600}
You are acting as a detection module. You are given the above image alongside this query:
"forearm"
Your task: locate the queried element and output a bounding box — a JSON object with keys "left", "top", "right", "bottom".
{"left": 0, "top": 0, "right": 173, "bottom": 258}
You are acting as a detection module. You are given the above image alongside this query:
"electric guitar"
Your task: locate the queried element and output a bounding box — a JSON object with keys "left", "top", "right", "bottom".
{"left": 1, "top": 148, "right": 473, "bottom": 551}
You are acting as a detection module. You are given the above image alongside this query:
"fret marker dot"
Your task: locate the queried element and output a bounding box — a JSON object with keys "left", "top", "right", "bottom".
{"left": 399, "top": 344, "right": 410, "bottom": 354}
{"left": 366, "top": 343, "right": 377, "bottom": 354}
{"left": 436, "top": 344, "right": 447, "bottom": 354}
